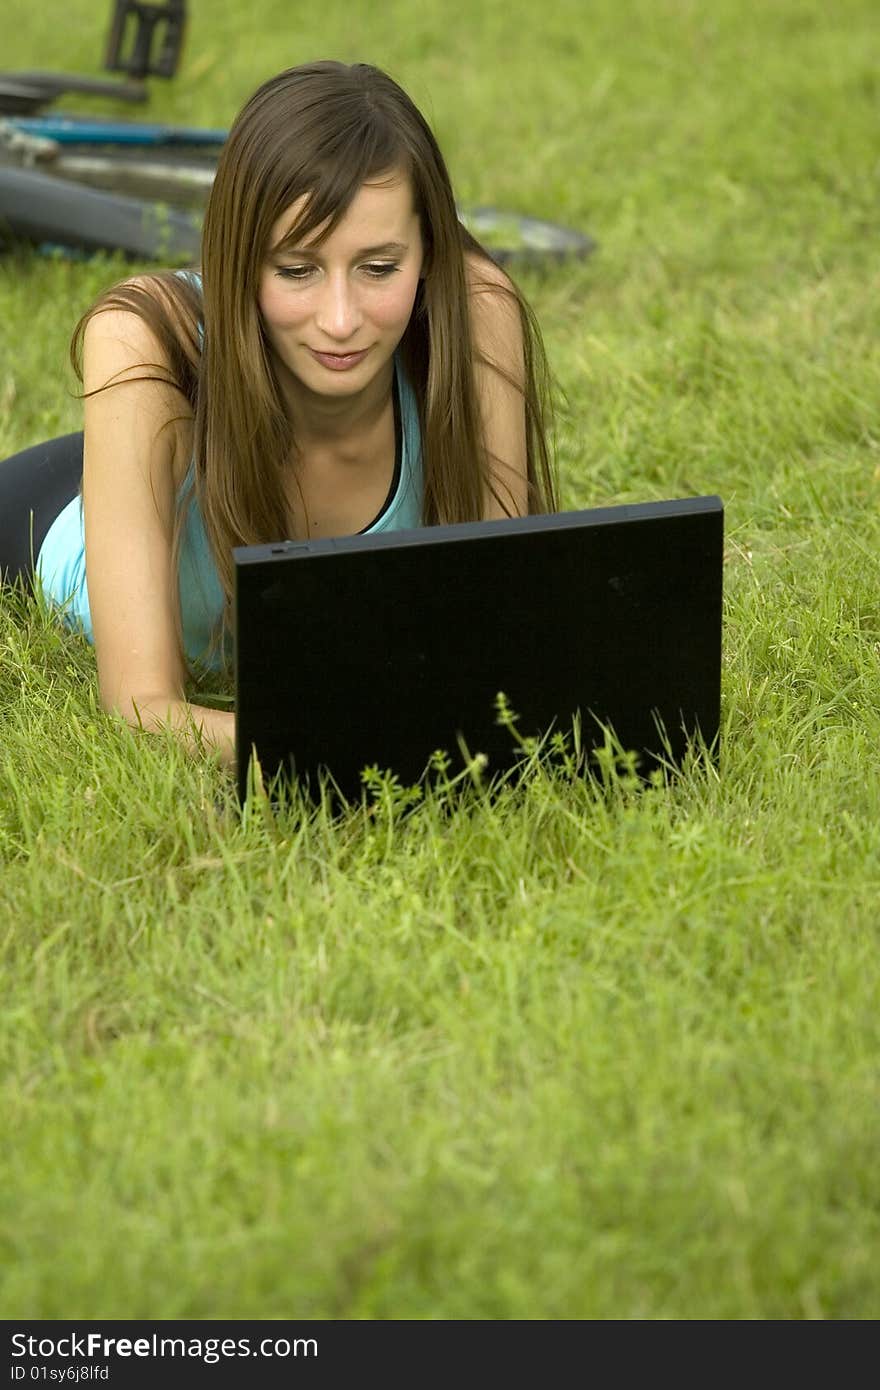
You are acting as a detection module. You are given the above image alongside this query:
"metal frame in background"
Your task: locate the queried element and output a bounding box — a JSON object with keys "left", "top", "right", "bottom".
{"left": 104, "top": 0, "right": 187, "bottom": 80}
{"left": 0, "top": 0, "right": 187, "bottom": 113}
{"left": 0, "top": 1, "right": 596, "bottom": 268}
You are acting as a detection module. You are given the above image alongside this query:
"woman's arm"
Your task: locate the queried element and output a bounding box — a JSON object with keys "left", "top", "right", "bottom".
{"left": 466, "top": 254, "right": 530, "bottom": 520}
{"left": 81, "top": 300, "right": 236, "bottom": 768}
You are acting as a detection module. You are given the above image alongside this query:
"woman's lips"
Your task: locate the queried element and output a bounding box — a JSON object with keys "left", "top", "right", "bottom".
{"left": 309, "top": 348, "right": 370, "bottom": 371}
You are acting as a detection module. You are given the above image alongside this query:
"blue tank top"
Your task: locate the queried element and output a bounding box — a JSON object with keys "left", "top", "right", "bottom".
{"left": 36, "top": 276, "right": 424, "bottom": 673}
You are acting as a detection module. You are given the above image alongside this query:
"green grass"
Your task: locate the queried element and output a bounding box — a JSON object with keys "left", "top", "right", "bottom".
{"left": 2, "top": 0, "right": 880, "bottom": 1319}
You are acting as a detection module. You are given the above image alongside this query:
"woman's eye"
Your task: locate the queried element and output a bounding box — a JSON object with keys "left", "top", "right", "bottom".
{"left": 274, "top": 262, "right": 400, "bottom": 281}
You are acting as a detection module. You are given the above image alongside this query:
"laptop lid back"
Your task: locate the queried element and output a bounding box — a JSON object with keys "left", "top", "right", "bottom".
{"left": 234, "top": 496, "right": 723, "bottom": 803}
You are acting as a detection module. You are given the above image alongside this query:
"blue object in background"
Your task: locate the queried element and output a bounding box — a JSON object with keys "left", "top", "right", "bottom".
{"left": 7, "top": 116, "right": 226, "bottom": 145}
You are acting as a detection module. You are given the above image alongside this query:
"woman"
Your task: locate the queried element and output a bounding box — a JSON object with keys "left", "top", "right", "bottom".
{"left": 0, "top": 61, "right": 558, "bottom": 770}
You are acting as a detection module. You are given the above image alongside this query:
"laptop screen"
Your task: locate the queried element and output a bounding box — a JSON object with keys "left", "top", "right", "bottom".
{"left": 233, "top": 496, "right": 723, "bottom": 803}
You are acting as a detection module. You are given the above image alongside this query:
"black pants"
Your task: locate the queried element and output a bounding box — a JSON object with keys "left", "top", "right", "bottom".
{"left": 0, "top": 433, "right": 84, "bottom": 591}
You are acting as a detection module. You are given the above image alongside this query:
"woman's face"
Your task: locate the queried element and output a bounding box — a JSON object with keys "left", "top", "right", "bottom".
{"left": 258, "top": 169, "right": 424, "bottom": 403}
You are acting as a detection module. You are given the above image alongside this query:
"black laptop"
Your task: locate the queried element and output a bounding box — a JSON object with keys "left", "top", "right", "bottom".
{"left": 233, "top": 495, "right": 723, "bottom": 803}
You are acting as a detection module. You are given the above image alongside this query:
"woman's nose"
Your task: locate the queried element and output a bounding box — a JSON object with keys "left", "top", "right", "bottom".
{"left": 314, "top": 274, "right": 363, "bottom": 341}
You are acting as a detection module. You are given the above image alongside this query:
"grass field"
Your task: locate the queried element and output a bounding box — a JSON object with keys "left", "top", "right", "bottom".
{"left": 2, "top": 0, "right": 880, "bottom": 1319}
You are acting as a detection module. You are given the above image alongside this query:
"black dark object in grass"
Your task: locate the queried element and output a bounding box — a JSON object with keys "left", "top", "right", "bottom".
{"left": 0, "top": 164, "right": 200, "bottom": 261}
{"left": 0, "top": 157, "right": 595, "bottom": 270}
{"left": 0, "top": 123, "right": 595, "bottom": 268}
{"left": 460, "top": 205, "right": 595, "bottom": 268}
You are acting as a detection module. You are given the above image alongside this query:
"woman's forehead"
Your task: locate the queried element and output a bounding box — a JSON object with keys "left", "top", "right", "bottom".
{"left": 268, "top": 170, "right": 418, "bottom": 253}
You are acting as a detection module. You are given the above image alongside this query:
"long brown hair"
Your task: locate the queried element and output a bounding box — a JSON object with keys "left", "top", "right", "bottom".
{"left": 71, "top": 61, "right": 558, "bottom": 678}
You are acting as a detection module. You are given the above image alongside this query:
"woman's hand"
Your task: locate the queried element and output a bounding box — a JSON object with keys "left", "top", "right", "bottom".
{"left": 127, "top": 698, "right": 236, "bottom": 769}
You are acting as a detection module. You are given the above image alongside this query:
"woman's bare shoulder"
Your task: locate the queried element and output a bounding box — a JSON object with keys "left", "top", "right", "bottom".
{"left": 463, "top": 250, "right": 524, "bottom": 381}
{"left": 82, "top": 272, "right": 194, "bottom": 372}
{"left": 464, "top": 248, "right": 517, "bottom": 297}
{"left": 81, "top": 274, "right": 196, "bottom": 491}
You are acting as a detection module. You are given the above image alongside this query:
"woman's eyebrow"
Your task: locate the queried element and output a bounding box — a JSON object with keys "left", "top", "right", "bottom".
{"left": 356, "top": 241, "right": 409, "bottom": 256}
{"left": 274, "top": 240, "right": 409, "bottom": 259}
